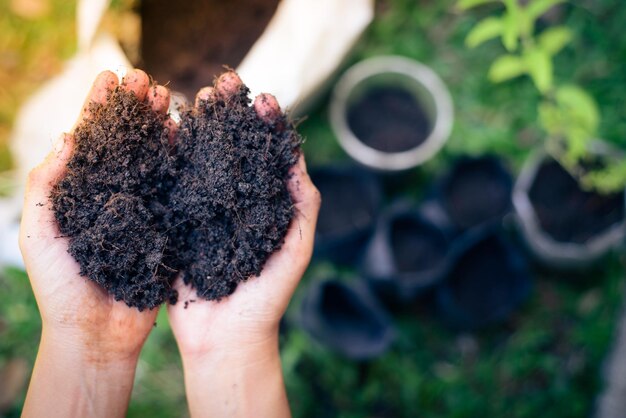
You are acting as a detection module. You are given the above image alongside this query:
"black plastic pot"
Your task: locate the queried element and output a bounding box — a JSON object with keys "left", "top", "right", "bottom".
{"left": 513, "top": 151, "right": 626, "bottom": 270}
{"left": 437, "top": 156, "right": 513, "bottom": 233}
{"left": 310, "top": 165, "right": 382, "bottom": 265}
{"left": 299, "top": 278, "right": 395, "bottom": 360}
{"left": 361, "top": 202, "right": 450, "bottom": 302}
{"left": 436, "top": 227, "right": 531, "bottom": 330}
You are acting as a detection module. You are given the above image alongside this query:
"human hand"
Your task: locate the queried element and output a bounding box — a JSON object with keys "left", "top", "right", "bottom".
{"left": 166, "top": 73, "right": 320, "bottom": 417}
{"left": 19, "top": 69, "right": 174, "bottom": 417}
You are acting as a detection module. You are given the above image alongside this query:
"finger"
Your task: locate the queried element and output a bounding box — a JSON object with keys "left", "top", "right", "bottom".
{"left": 195, "top": 86, "right": 216, "bottom": 107}
{"left": 253, "top": 93, "right": 282, "bottom": 125}
{"left": 216, "top": 71, "right": 243, "bottom": 99}
{"left": 288, "top": 155, "right": 321, "bottom": 233}
{"left": 165, "top": 117, "right": 178, "bottom": 146}
{"left": 78, "top": 71, "right": 118, "bottom": 124}
{"left": 146, "top": 85, "right": 170, "bottom": 114}
{"left": 262, "top": 154, "right": 320, "bottom": 278}
{"left": 121, "top": 69, "right": 150, "bottom": 101}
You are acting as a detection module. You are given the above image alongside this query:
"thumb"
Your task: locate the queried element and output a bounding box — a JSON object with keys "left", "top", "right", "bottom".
{"left": 20, "top": 133, "right": 74, "bottom": 244}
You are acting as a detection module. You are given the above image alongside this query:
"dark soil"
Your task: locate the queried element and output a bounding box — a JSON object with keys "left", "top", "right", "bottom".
{"left": 443, "top": 158, "right": 512, "bottom": 230}
{"left": 529, "top": 160, "right": 625, "bottom": 243}
{"left": 52, "top": 74, "right": 301, "bottom": 309}
{"left": 140, "top": 0, "right": 279, "bottom": 98}
{"left": 347, "top": 86, "right": 431, "bottom": 153}
{"left": 314, "top": 173, "right": 376, "bottom": 239}
{"left": 390, "top": 216, "right": 446, "bottom": 273}
{"left": 448, "top": 235, "right": 520, "bottom": 320}
{"left": 51, "top": 88, "right": 178, "bottom": 310}
{"left": 169, "top": 82, "right": 301, "bottom": 301}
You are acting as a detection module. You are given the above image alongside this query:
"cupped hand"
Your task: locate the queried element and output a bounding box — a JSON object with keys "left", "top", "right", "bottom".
{"left": 167, "top": 73, "right": 321, "bottom": 359}
{"left": 19, "top": 69, "right": 174, "bottom": 364}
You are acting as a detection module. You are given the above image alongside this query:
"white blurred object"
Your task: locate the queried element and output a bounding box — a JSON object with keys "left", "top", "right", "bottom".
{"left": 3, "top": 0, "right": 131, "bottom": 268}
{"left": 238, "top": 0, "right": 374, "bottom": 113}
{"left": 0, "top": 194, "right": 22, "bottom": 268}
{"left": 2, "top": 0, "right": 374, "bottom": 268}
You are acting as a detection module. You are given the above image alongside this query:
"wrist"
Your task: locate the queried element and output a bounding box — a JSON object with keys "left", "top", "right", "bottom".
{"left": 42, "top": 324, "right": 142, "bottom": 367}
{"left": 181, "top": 336, "right": 290, "bottom": 418}
{"left": 23, "top": 329, "right": 139, "bottom": 418}
{"left": 174, "top": 320, "right": 281, "bottom": 362}
{"left": 182, "top": 333, "right": 279, "bottom": 371}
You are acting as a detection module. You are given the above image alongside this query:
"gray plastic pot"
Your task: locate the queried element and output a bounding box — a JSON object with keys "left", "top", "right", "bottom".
{"left": 513, "top": 150, "right": 626, "bottom": 270}
{"left": 360, "top": 202, "right": 450, "bottom": 302}
{"left": 330, "top": 56, "right": 453, "bottom": 171}
{"left": 299, "top": 278, "right": 395, "bottom": 360}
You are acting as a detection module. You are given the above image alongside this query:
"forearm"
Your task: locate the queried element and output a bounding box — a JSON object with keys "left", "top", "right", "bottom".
{"left": 181, "top": 337, "right": 290, "bottom": 418}
{"left": 22, "top": 328, "right": 138, "bottom": 418}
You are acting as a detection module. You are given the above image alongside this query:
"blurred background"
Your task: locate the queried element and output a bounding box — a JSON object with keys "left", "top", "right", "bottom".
{"left": 2, "top": 0, "right": 626, "bottom": 417}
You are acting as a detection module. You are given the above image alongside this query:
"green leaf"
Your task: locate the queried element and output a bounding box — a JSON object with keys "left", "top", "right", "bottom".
{"left": 524, "top": 47, "right": 553, "bottom": 93}
{"left": 465, "top": 17, "right": 503, "bottom": 48}
{"left": 456, "top": 0, "right": 498, "bottom": 11}
{"left": 556, "top": 85, "right": 600, "bottom": 133}
{"left": 488, "top": 55, "right": 526, "bottom": 82}
{"left": 538, "top": 102, "right": 560, "bottom": 134}
{"left": 501, "top": 3, "right": 520, "bottom": 51}
{"left": 538, "top": 26, "right": 572, "bottom": 55}
{"left": 527, "top": 0, "right": 566, "bottom": 20}
{"left": 581, "top": 161, "right": 626, "bottom": 194}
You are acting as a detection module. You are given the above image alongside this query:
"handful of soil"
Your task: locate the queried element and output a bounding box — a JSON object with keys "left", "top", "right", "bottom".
{"left": 170, "top": 82, "right": 301, "bottom": 301}
{"left": 51, "top": 88, "right": 178, "bottom": 309}
{"left": 52, "top": 72, "right": 301, "bottom": 310}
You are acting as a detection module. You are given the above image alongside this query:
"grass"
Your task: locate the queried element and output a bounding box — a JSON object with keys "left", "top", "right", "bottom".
{"left": 1, "top": 0, "right": 625, "bottom": 416}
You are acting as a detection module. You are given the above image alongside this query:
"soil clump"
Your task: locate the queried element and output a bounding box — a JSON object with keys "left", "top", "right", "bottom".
{"left": 390, "top": 217, "right": 447, "bottom": 273}
{"left": 347, "top": 86, "right": 431, "bottom": 153}
{"left": 52, "top": 88, "right": 178, "bottom": 310}
{"left": 169, "top": 82, "right": 301, "bottom": 301}
{"left": 52, "top": 74, "right": 301, "bottom": 308}
{"left": 141, "top": 0, "right": 279, "bottom": 98}
{"left": 529, "top": 160, "right": 624, "bottom": 243}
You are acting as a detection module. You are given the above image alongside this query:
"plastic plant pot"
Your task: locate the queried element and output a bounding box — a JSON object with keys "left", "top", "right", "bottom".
{"left": 513, "top": 151, "right": 626, "bottom": 270}
{"left": 330, "top": 55, "right": 453, "bottom": 171}
{"left": 437, "top": 155, "right": 513, "bottom": 233}
{"left": 299, "top": 278, "right": 395, "bottom": 360}
{"left": 361, "top": 202, "right": 450, "bottom": 302}
{"left": 310, "top": 165, "right": 382, "bottom": 265}
{"left": 436, "top": 227, "right": 532, "bottom": 330}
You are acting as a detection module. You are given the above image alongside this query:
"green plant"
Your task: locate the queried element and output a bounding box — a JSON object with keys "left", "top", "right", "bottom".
{"left": 458, "top": 0, "right": 626, "bottom": 193}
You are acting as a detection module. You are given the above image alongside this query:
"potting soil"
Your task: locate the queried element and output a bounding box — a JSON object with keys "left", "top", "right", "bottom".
{"left": 52, "top": 75, "right": 301, "bottom": 309}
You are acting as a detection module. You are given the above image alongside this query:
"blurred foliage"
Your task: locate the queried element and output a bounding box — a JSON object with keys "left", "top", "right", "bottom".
{"left": 1, "top": 0, "right": 626, "bottom": 417}
{"left": 457, "top": 0, "right": 626, "bottom": 193}
{"left": 0, "top": 0, "right": 76, "bottom": 172}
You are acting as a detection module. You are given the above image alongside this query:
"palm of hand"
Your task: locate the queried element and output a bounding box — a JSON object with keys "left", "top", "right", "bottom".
{"left": 168, "top": 154, "right": 319, "bottom": 355}
{"left": 19, "top": 70, "right": 170, "bottom": 360}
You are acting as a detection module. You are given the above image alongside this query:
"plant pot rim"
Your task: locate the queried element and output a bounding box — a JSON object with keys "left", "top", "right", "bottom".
{"left": 299, "top": 278, "right": 396, "bottom": 359}
{"left": 330, "top": 55, "right": 454, "bottom": 171}
{"left": 362, "top": 201, "right": 450, "bottom": 298}
{"left": 513, "top": 149, "right": 626, "bottom": 267}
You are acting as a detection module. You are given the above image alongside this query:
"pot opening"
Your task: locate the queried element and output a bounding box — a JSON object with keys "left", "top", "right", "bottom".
{"left": 319, "top": 282, "right": 384, "bottom": 340}
{"left": 345, "top": 74, "right": 435, "bottom": 153}
{"left": 448, "top": 235, "right": 519, "bottom": 320}
{"left": 443, "top": 158, "right": 511, "bottom": 230}
{"left": 390, "top": 215, "right": 447, "bottom": 275}
{"left": 528, "top": 159, "right": 625, "bottom": 244}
